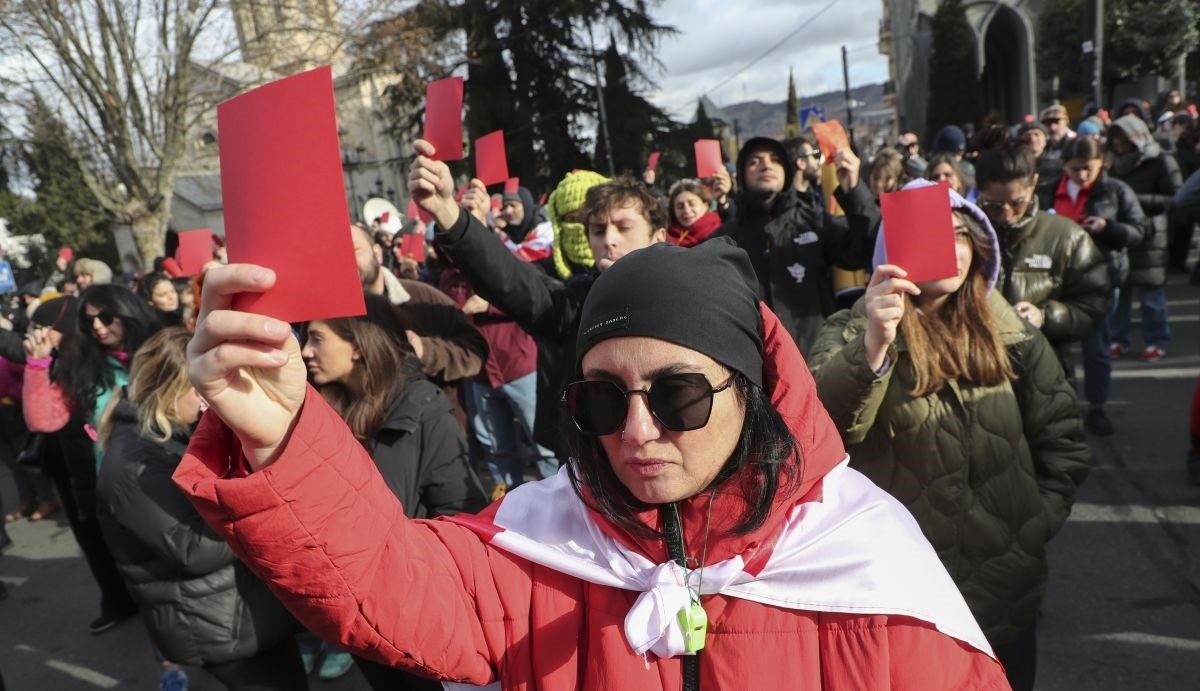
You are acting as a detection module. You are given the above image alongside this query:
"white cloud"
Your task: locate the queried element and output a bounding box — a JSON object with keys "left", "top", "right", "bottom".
{"left": 643, "top": 0, "right": 889, "bottom": 120}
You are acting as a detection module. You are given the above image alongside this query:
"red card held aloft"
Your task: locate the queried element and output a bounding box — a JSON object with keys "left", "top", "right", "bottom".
{"left": 811, "top": 120, "right": 850, "bottom": 160}
{"left": 161, "top": 257, "right": 183, "bottom": 278}
{"left": 175, "top": 228, "right": 213, "bottom": 277}
{"left": 217, "top": 65, "right": 365, "bottom": 323}
{"left": 504, "top": 177, "right": 520, "bottom": 194}
{"left": 879, "top": 184, "right": 959, "bottom": 283}
{"left": 694, "top": 140, "right": 723, "bottom": 179}
{"left": 475, "top": 130, "right": 509, "bottom": 186}
{"left": 407, "top": 198, "right": 433, "bottom": 224}
{"left": 399, "top": 233, "right": 425, "bottom": 263}
{"left": 646, "top": 151, "right": 661, "bottom": 172}
{"left": 424, "top": 77, "right": 464, "bottom": 161}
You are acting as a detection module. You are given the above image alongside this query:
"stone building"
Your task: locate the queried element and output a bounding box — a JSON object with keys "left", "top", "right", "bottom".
{"left": 878, "top": 0, "right": 1045, "bottom": 140}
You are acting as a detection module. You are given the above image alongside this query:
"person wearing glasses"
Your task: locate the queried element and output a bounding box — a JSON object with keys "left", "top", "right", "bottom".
{"left": 23, "top": 285, "right": 164, "bottom": 634}
{"left": 810, "top": 180, "right": 1091, "bottom": 691}
{"left": 972, "top": 146, "right": 1110, "bottom": 372}
{"left": 176, "top": 239, "right": 1005, "bottom": 689}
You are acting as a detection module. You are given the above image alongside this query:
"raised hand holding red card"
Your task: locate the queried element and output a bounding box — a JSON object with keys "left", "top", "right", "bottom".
{"left": 646, "top": 151, "right": 661, "bottom": 173}
{"left": 811, "top": 120, "right": 850, "bottom": 160}
{"left": 694, "top": 140, "right": 723, "bottom": 179}
{"left": 879, "top": 184, "right": 958, "bottom": 283}
{"left": 216, "top": 65, "right": 365, "bottom": 323}
{"left": 424, "top": 77, "right": 464, "bottom": 161}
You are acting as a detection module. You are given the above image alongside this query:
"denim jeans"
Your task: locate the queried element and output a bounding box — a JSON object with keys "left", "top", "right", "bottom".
{"left": 1080, "top": 293, "right": 1114, "bottom": 406}
{"left": 1109, "top": 285, "right": 1171, "bottom": 349}
{"left": 467, "top": 372, "right": 558, "bottom": 487}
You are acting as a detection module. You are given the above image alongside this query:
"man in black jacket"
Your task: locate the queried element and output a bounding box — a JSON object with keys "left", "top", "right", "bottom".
{"left": 408, "top": 139, "right": 666, "bottom": 460}
{"left": 712, "top": 136, "right": 879, "bottom": 354}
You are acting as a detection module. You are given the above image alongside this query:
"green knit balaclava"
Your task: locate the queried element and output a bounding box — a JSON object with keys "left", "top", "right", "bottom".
{"left": 549, "top": 170, "right": 609, "bottom": 279}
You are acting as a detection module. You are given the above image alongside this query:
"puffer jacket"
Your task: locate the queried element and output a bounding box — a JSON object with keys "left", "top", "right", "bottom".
{"left": 809, "top": 290, "right": 1091, "bottom": 643}
{"left": 1109, "top": 114, "right": 1184, "bottom": 287}
{"left": 368, "top": 375, "right": 488, "bottom": 519}
{"left": 96, "top": 399, "right": 297, "bottom": 666}
{"left": 712, "top": 182, "right": 878, "bottom": 355}
{"left": 175, "top": 306, "right": 1006, "bottom": 690}
{"left": 1041, "top": 171, "right": 1147, "bottom": 287}
{"left": 995, "top": 206, "right": 1110, "bottom": 361}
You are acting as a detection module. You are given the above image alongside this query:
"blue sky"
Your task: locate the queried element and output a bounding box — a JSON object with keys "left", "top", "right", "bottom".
{"left": 645, "top": 0, "right": 890, "bottom": 119}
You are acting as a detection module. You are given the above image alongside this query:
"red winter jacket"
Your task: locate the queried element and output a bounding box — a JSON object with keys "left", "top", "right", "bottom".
{"left": 175, "top": 306, "right": 1007, "bottom": 690}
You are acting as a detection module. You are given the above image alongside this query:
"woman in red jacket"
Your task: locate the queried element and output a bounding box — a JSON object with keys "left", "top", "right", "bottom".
{"left": 177, "top": 239, "right": 1007, "bottom": 690}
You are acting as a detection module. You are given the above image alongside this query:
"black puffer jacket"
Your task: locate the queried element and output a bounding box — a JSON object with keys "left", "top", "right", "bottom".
{"left": 1039, "top": 172, "right": 1147, "bottom": 286}
{"left": 1110, "top": 114, "right": 1184, "bottom": 287}
{"left": 96, "top": 399, "right": 297, "bottom": 665}
{"left": 368, "top": 375, "right": 487, "bottom": 519}
{"left": 712, "top": 182, "right": 878, "bottom": 355}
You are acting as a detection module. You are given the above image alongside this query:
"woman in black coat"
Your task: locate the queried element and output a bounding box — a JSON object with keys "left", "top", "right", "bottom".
{"left": 96, "top": 327, "right": 306, "bottom": 690}
{"left": 1042, "top": 136, "right": 1147, "bottom": 436}
{"left": 300, "top": 292, "right": 488, "bottom": 688}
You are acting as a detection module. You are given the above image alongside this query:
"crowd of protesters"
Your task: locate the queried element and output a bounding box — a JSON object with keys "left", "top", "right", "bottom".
{"left": 2, "top": 88, "right": 1200, "bottom": 691}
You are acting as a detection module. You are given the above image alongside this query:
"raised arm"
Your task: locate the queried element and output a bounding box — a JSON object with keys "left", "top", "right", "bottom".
{"left": 178, "top": 264, "right": 532, "bottom": 683}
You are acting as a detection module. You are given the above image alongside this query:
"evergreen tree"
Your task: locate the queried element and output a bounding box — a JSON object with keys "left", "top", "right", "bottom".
{"left": 20, "top": 97, "right": 117, "bottom": 269}
{"left": 783, "top": 68, "right": 801, "bottom": 139}
{"left": 925, "top": 0, "right": 982, "bottom": 141}
{"left": 593, "top": 39, "right": 675, "bottom": 177}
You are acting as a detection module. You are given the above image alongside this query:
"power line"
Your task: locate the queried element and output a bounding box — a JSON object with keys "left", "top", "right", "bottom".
{"left": 701, "top": 0, "right": 839, "bottom": 100}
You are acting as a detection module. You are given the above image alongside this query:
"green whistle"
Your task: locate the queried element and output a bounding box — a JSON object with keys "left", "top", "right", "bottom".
{"left": 677, "top": 601, "right": 708, "bottom": 653}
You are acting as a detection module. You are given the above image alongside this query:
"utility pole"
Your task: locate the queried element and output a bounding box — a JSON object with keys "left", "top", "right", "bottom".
{"left": 587, "top": 24, "right": 615, "bottom": 177}
{"left": 1093, "top": 0, "right": 1104, "bottom": 108}
{"left": 842, "top": 45, "right": 856, "bottom": 150}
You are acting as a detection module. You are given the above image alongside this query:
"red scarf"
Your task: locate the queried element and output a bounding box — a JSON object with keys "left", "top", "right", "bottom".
{"left": 667, "top": 211, "right": 722, "bottom": 248}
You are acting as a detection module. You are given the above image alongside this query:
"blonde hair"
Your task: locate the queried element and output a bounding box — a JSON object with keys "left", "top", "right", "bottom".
{"left": 98, "top": 327, "right": 193, "bottom": 446}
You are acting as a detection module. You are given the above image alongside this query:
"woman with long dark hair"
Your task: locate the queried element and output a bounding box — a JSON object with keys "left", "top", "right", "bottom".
{"left": 300, "top": 292, "right": 487, "bottom": 686}
{"left": 22, "top": 284, "right": 163, "bottom": 633}
{"left": 174, "top": 242, "right": 1006, "bottom": 688}
{"left": 135, "top": 271, "right": 183, "bottom": 327}
{"left": 664, "top": 179, "right": 722, "bottom": 248}
{"left": 810, "top": 180, "right": 1091, "bottom": 691}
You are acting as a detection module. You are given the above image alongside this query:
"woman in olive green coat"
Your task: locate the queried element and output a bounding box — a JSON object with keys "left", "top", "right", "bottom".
{"left": 808, "top": 180, "right": 1090, "bottom": 691}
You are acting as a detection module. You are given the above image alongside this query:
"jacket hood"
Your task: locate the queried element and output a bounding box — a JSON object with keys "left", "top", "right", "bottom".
{"left": 1118, "top": 98, "right": 1150, "bottom": 123}
{"left": 506, "top": 186, "right": 540, "bottom": 243}
{"left": 872, "top": 178, "right": 1001, "bottom": 291}
{"left": 377, "top": 371, "right": 444, "bottom": 434}
{"left": 583, "top": 302, "right": 848, "bottom": 567}
{"left": 736, "top": 137, "right": 794, "bottom": 194}
{"left": 1112, "top": 114, "right": 1162, "bottom": 159}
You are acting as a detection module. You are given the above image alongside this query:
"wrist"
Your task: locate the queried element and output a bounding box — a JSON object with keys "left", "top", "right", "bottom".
{"left": 433, "top": 200, "right": 462, "bottom": 233}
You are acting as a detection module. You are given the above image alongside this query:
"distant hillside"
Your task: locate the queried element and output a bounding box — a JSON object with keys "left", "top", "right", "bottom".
{"left": 702, "top": 83, "right": 887, "bottom": 139}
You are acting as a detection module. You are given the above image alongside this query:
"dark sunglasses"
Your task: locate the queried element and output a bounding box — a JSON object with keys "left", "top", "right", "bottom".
{"left": 89, "top": 310, "right": 116, "bottom": 326}
{"left": 562, "top": 372, "right": 733, "bottom": 436}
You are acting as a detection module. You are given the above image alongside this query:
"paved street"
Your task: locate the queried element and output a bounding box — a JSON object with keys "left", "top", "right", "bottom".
{"left": 3, "top": 277, "right": 1200, "bottom": 690}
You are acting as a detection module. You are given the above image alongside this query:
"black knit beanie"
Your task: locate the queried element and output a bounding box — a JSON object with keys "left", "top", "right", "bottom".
{"left": 31, "top": 296, "right": 78, "bottom": 334}
{"left": 576, "top": 238, "right": 763, "bottom": 388}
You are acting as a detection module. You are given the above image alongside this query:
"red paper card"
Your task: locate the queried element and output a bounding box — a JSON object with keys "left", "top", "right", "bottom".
{"left": 407, "top": 198, "right": 433, "bottom": 224}
{"left": 424, "top": 77, "right": 464, "bottom": 161}
{"left": 217, "top": 65, "right": 365, "bottom": 323}
{"left": 175, "top": 228, "right": 213, "bottom": 276}
{"left": 646, "top": 151, "right": 661, "bottom": 172}
{"left": 504, "top": 177, "right": 520, "bottom": 194}
{"left": 58, "top": 247, "right": 73, "bottom": 263}
{"left": 694, "top": 140, "right": 723, "bottom": 179}
{"left": 455, "top": 184, "right": 468, "bottom": 202}
{"left": 879, "top": 184, "right": 958, "bottom": 283}
{"left": 399, "top": 234, "right": 425, "bottom": 263}
{"left": 811, "top": 120, "right": 850, "bottom": 160}
{"left": 490, "top": 195, "right": 502, "bottom": 210}
{"left": 475, "top": 130, "right": 509, "bottom": 186}
{"left": 161, "top": 257, "right": 183, "bottom": 278}
{"left": 537, "top": 192, "right": 548, "bottom": 206}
